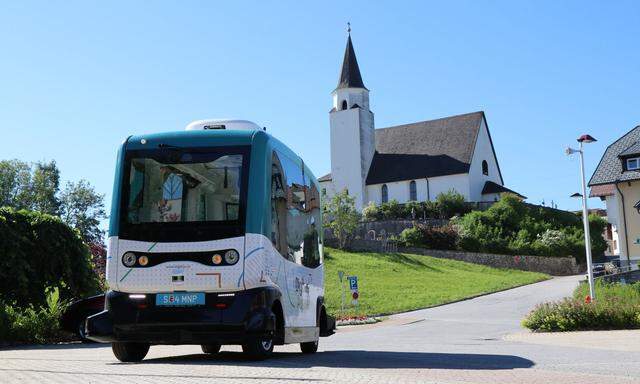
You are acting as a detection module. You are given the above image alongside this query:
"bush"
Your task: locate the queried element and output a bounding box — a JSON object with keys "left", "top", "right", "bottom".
{"left": 436, "top": 190, "right": 469, "bottom": 219}
{"left": 0, "top": 207, "right": 99, "bottom": 307}
{"left": 362, "top": 202, "right": 381, "bottom": 221}
{"left": 0, "top": 286, "right": 68, "bottom": 343}
{"left": 456, "top": 194, "right": 607, "bottom": 262}
{"left": 399, "top": 227, "right": 422, "bottom": 247}
{"left": 399, "top": 224, "right": 459, "bottom": 250}
{"left": 522, "top": 281, "right": 640, "bottom": 332}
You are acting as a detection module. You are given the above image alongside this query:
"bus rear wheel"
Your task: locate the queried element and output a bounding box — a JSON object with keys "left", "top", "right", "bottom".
{"left": 242, "top": 336, "right": 274, "bottom": 360}
{"left": 201, "top": 343, "right": 221, "bottom": 354}
{"left": 112, "top": 342, "right": 150, "bottom": 362}
{"left": 300, "top": 340, "right": 318, "bottom": 354}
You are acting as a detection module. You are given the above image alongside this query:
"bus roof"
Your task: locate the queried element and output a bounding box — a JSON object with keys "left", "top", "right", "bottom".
{"left": 125, "top": 129, "right": 263, "bottom": 151}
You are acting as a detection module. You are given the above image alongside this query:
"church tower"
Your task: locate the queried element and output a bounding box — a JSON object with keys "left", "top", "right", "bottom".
{"left": 329, "top": 30, "right": 375, "bottom": 210}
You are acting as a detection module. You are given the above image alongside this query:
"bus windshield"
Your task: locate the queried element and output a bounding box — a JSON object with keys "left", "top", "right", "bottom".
{"left": 120, "top": 146, "right": 249, "bottom": 241}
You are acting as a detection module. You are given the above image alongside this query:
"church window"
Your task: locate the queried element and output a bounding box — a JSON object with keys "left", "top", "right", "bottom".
{"left": 381, "top": 184, "right": 388, "bottom": 203}
{"left": 321, "top": 188, "right": 326, "bottom": 196}
{"left": 482, "top": 160, "right": 489, "bottom": 176}
{"left": 409, "top": 180, "right": 417, "bottom": 201}
{"left": 341, "top": 100, "right": 348, "bottom": 110}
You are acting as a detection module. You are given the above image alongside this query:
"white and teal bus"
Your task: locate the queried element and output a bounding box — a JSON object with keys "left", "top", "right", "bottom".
{"left": 87, "top": 119, "right": 335, "bottom": 361}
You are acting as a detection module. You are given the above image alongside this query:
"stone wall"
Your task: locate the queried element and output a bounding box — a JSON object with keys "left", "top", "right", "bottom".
{"left": 325, "top": 238, "right": 581, "bottom": 276}
{"left": 324, "top": 219, "right": 449, "bottom": 240}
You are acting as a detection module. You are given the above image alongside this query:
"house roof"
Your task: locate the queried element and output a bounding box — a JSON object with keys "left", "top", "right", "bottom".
{"left": 366, "top": 111, "right": 498, "bottom": 184}
{"left": 619, "top": 141, "right": 640, "bottom": 157}
{"left": 589, "top": 125, "right": 640, "bottom": 186}
{"left": 590, "top": 184, "right": 615, "bottom": 198}
{"left": 481, "top": 181, "right": 526, "bottom": 199}
{"left": 318, "top": 173, "right": 332, "bottom": 182}
{"left": 336, "top": 35, "right": 366, "bottom": 90}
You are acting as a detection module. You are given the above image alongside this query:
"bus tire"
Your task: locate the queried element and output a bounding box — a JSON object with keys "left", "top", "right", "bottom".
{"left": 300, "top": 340, "right": 318, "bottom": 354}
{"left": 112, "top": 342, "right": 150, "bottom": 362}
{"left": 242, "top": 336, "right": 274, "bottom": 360}
{"left": 201, "top": 344, "right": 221, "bottom": 354}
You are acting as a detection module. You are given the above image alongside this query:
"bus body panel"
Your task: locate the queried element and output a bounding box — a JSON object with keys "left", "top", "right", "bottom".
{"left": 110, "top": 236, "right": 245, "bottom": 293}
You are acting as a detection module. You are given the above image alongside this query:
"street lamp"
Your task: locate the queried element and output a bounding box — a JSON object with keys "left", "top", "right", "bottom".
{"left": 566, "top": 134, "right": 597, "bottom": 300}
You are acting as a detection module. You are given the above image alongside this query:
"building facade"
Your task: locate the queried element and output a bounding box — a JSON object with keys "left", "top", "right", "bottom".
{"left": 589, "top": 126, "right": 640, "bottom": 264}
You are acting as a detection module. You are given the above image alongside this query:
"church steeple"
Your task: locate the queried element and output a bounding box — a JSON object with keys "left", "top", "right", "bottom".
{"left": 336, "top": 30, "right": 366, "bottom": 90}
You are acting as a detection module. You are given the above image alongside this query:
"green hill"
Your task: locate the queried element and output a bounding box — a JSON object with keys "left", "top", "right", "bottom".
{"left": 323, "top": 248, "right": 548, "bottom": 318}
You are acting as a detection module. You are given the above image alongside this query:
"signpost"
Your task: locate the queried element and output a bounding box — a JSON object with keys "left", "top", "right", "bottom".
{"left": 348, "top": 275, "right": 359, "bottom": 307}
{"left": 338, "top": 271, "right": 345, "bottom": 314}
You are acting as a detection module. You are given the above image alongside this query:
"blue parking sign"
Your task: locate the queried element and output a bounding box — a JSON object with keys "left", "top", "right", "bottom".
{"left": 348, "top": 276, "right": 358, "bottom": 291}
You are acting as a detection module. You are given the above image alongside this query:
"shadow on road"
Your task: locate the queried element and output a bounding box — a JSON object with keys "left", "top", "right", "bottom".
{"left": 141, "top": 350, "right": 534, "bottom": 370}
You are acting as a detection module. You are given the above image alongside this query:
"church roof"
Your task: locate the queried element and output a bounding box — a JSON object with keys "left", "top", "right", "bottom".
{"left": 366, "top": 111, "right": 494, "bottom": 185}
{"left": 481, "top": 181, "right": 526, "bottom": 199}
{"left": 336, "top": 35, "right": 366, "bottom": 90}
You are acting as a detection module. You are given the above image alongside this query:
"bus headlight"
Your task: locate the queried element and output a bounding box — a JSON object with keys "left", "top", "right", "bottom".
{"left": 212, "top": 254, "right": 223, "bottom": 265}
{"left": 224, "top": 250, "right": 239, "bottom": 265}
{"left": 122, "top": 252, "right": 137, "bottom": 267}
{"left": 138, "top": 255, "right": 149, "bottom": 266}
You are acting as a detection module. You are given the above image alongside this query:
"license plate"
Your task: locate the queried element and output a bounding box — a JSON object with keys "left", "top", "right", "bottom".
{"left": 156, "top": 292, "right": 205, "bottom": 307}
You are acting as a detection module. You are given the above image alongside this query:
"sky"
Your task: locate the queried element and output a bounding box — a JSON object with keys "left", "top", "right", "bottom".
{"left": 1, "top": 1, "right": 639, "bottom": 223}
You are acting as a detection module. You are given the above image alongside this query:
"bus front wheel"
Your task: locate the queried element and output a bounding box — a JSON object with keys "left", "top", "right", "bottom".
{"left": 112, "top": 342, "right": 150, "bottom": 362}
{"left": 242, "top": 336, "right": 274, "bottom": 360}
{"left": 201, "top": 343, "right": 221, "bottom": 354}
{"left": 300, "top": 340, "right": 318, "bottom": 354}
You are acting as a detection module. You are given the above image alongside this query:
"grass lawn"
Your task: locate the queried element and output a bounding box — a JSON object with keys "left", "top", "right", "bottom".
{"left": 323, "top": 247, "right": 549, "bottom": 317}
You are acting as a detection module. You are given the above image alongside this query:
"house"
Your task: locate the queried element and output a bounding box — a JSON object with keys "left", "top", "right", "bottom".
{"left": 589, "top": 125, "right": 640, "bottom": 265}
{"left": 319, "top": 32, "right": 523, "bottom": 210}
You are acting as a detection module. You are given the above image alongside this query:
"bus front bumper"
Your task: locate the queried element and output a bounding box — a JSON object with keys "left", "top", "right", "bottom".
{"left": 85, "top": 288, "right": 278, "bottom": 345}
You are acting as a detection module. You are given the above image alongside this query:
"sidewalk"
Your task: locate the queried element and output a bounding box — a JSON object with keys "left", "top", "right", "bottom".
{"left": 506, "top": 330, "right": 640, "bottom": 352}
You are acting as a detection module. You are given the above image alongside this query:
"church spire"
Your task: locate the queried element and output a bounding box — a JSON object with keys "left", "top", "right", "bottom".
{"left": 336, "top": 25, "right": 366, "bottom": 90}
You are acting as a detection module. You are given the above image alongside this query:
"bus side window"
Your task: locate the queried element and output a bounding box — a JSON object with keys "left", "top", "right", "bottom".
{"left": 271, "top": 152, "right": 289, "bottom": 259}
{"left": 301, "top": 165, "right": 322, "bottom": 268}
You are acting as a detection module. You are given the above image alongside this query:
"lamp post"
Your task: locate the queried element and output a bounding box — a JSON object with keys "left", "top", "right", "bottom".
{"left": 566, "top": 134, "right": 597, "bottom": 300}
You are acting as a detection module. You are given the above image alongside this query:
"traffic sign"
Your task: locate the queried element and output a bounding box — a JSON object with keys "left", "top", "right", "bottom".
{"left": 348, "top": 276, "right": 358, "bottom": 291}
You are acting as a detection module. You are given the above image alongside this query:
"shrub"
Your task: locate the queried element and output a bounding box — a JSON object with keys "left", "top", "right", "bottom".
{"left": 362, "top": 202, "right": 381, "bottom": 221}
{"left": 0, "top": 286, "right": 69, "bottom": 343}
{"left": 456, "top": 194, "right": 606, "bottom": 262}
{"left": 522, "top": 281, "right": 640, "bottom": 332}
{"left": 380, "top": 200, "right": 404, "bottom": 220}
{"left": 419, "top": 224, "right": 459, "bottom": 250}
{"left": 436, "top": 190, "right": 469, "bottom": 219}
{"left": 0, "top": 207, "right": 99, "bottom": 307}
{"left": 399, "top": 224, "right": 459, "bottom": 250}
{"left": 399, "top": 227, "right": 422, "bottom": 247}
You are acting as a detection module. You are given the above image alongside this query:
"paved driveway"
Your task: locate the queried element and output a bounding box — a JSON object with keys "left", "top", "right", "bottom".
{"left": 2, "top": 275, "right": 639, "bottom": 383}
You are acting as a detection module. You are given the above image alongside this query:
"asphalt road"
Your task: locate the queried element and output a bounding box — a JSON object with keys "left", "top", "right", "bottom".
{"left": 2, "top": 275, "right": 639, "bottom": 383}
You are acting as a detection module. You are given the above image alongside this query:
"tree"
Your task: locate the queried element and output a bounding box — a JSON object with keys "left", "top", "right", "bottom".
{"left": 31, "top": 160, "right": 61, "bottom": 215}
{"left": 60, "top": 180, "right": 107, "bottom": 244}
{"left": 323, "top": 189, "right": 360, "bottom": 249}
{"left": 0, "top": 159, "right": 32, "bottom": 209}
{"left": 0, "top": 159, "right": 61, "bottom": 214}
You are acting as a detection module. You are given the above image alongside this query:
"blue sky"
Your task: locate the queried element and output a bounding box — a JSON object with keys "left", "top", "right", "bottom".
{"left": 1, "top": 1, "right": 639, "bottom": 219}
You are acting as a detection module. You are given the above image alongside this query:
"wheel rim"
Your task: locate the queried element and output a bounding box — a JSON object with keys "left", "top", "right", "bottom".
{"left": 261, "top": 339, "right": 272, "bottom": 351}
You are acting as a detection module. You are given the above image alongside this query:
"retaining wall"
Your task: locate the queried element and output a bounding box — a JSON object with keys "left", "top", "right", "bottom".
{"left": 326, "top": 238, "right": 581, "bottom": 276}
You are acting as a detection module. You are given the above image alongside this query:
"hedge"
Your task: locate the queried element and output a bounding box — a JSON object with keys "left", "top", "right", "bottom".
{"left": 0, "top": 207, "right": 99, "bottom": 307}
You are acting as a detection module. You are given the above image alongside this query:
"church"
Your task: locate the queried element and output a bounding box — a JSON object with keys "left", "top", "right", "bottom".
{"left": 318, "top": 33, "right": 524, "bottom": 210}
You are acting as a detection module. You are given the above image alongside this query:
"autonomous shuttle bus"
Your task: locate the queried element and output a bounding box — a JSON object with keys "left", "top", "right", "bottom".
{"left": 87, "top": 120, "right": 335, "bottom": 361}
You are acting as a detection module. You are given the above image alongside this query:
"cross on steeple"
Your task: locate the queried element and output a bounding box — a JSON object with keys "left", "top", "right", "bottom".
{"left": 347, "top": 22, "right": 351, "bottom": 34}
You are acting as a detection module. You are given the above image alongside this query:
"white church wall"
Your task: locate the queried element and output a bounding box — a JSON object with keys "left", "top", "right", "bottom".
{"left": 468, "top": 117, "right": 503, "bottom": 202}
{"left": 365, "top": 173, "right": 471, "bottom": 206}
{"left": 330, "top": 108, "right": 369, "bottom": 210}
